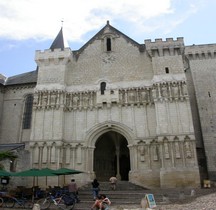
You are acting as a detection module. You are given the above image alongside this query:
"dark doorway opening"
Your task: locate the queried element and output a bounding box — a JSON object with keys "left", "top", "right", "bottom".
{"left": 93, "top": 131, "right": 130, "bottom": 181}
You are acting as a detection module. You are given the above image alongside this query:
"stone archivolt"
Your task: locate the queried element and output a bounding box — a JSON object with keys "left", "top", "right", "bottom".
{"left": 33, "top": 81, "right": 188, "bottom": 110}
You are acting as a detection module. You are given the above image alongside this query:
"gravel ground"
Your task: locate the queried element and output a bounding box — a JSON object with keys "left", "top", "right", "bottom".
{"left": 110, "top": 192, "right": 216, "bottom": 210}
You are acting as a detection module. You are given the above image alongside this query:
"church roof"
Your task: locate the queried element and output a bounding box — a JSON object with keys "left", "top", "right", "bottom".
{"left": 0, "top": 74, "right": 6, "bottom": 85}
{"left": 0, "top": 78, "right": 4, "bottom": 85}
{"left": 0, "top": 143, "right": 25, "bottom": 151}
{"left": 4, "top": 69, "right": 38, "bottom": 86}
{"left": 76, "top": 21, "right": 143, "bottom": 56}
{"left": 50, "top": 27, "right": 69, "bottom": 51}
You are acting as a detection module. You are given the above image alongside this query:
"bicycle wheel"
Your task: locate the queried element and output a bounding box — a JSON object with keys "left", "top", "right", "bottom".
{"left": 0, "top": 197, "right": 4, "bottom": 207}
{"left": 37, "top": 198, "right": 51, "bottom": 210}
{"left": 4, "top": 197, "right": 15, "bottom": 208}
{"left": 57, "top": 199, "right": 75, "bottom": 210}
{"left": 24, "top": 200, "right": 34, "bottom": 209}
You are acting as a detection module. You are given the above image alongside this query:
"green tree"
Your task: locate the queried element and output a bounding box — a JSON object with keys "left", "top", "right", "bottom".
{"left": 0, "top": 151, "right": 18, "bottom": 170}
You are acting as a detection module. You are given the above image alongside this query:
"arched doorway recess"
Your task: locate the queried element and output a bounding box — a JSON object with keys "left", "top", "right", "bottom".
{"left": 93, "top": 131, "right": 130, "bottom": 181}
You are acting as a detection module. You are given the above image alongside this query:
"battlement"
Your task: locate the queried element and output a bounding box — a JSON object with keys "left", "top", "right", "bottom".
{"left": 145, "top": 37, "right": 184, "bottom": 57}
{"left": 145, "top": 37, "right": 184, "bottom": 44}
{"left": 185, "top": 44, "right": 216, "bottom": 60}
{"left": 35, "top": 47, "right": 72, "bottom": 63}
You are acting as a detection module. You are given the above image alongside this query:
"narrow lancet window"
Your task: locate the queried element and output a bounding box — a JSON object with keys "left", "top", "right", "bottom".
{"left": 22, "top": 94, "right": 33, "bottom": 129}
{"left": 106, "top": 38, "right": 111, "bottom": 51}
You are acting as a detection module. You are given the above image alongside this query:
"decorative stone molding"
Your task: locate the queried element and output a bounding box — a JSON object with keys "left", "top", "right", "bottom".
{"left": 32, "top": 81, "right": 189, "bottom": 111}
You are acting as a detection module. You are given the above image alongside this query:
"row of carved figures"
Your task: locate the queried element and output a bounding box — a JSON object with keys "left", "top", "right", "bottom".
{"left": 33, "top": 81, "right": 189, "bottom": 110}
{"left": 30, "top": 138, "right": 194, "bottom": 166}
{"left": 137, "top": 140, "right": 193, "bottom": 162}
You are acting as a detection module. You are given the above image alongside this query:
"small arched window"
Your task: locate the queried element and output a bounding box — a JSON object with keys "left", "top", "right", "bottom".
{"left": 22, "top": 94, "right": 33, "bottom": 129}
{"left": 100, "top": 82, "right": 106, "bottom": 95}
{"left": 106, "top": 38, "right": 111, "bottom": 51}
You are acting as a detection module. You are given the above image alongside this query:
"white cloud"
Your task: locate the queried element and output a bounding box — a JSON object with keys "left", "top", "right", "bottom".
{"left": 0, "top": 0, "right": 202, "bottom": 42}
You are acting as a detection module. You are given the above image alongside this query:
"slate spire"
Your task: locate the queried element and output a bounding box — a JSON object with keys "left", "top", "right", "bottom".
{"left": 50, "top": 27, "right": 69, "bottom": 51}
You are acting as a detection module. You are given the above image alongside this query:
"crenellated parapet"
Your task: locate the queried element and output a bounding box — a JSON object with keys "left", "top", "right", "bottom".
{"left": 185, "top": 44, "right": 216, "bottom": 60}
{"left": 33, "top": 81, "right": 189, "bottom": 111}
{"left": 145, "top": 37, "right": 184, "bottom": 57}
{"left": 35, "top": 48, "right": 72, "bottom": 66}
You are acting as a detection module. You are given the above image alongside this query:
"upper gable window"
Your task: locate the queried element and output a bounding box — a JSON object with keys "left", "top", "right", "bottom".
{"left": 106, "top": 38, "right": 111, "bottom": 51}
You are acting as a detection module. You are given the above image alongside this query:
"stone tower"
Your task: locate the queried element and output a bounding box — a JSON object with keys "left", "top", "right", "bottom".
{"left": 185, "top": 44, "right": 216, "bottom": 181}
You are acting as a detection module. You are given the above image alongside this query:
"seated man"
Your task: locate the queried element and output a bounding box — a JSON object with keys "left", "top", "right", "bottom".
{"left": 100, "top": 194, "right": 111, "bottom": 210}
{"left": 91, "top": 194, "right": 111, "bottom": 210}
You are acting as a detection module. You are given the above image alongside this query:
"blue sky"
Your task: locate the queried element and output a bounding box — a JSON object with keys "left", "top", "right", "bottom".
{"left": 0, "top": 0, "right": 216, "bottom": 78}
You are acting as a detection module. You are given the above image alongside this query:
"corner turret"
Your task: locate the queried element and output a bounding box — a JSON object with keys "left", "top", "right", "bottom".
{"left": 35, "top": 27, "right": 72, "bottom": 89}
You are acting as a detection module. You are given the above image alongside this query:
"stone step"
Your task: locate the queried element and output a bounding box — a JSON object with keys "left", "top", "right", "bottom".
{"left": 74, "top": 182, "right": 216, "bottom": 210}
{"left": 80, "top": 181, "right": 147, "bottom": 191}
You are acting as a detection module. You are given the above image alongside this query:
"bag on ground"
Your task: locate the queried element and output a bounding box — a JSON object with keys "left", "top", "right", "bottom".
{"left": 63, "top": 195, "right": 75, "bottom": 205}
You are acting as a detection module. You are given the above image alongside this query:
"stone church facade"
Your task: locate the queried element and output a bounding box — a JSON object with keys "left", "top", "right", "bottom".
{"left": 0, "top": 21, "right": 216, "bottom": 188}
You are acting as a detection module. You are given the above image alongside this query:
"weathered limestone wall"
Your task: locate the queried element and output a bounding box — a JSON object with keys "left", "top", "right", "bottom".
{"left": 0, "top": 86, "right": 34, "bottom": 144}
{"left": 185, "top": 44, "right": 216, "bottom": 180}
{"left": 67, "top": 36, "right": 153, "bottom": 86}
{"left": 143, "top": 38, "right": 200, "bottom": 188}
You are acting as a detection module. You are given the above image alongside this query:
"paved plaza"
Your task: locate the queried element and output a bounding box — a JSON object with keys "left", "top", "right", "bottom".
{"left": 111, "top": 191, "right": 216, "bottom": 210}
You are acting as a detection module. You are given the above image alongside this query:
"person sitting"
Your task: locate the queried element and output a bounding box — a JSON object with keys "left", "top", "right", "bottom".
{"left": 100, "top": 194, "right": 111, "bottom": 210}
{"left": 91, "top": 194, "right": 111, "bottom": 210}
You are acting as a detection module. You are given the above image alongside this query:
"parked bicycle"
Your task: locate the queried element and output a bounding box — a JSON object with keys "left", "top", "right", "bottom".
{"left": 0, "top": 197, "right": 3, "bottom": 207}
{"left": 2, "top": 194, "right": 33, "bottom": 209}
{"left": 37, "top": 192, "right": 75, "bottom": 210}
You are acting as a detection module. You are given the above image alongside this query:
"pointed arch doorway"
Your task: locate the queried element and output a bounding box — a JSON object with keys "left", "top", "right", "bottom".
{"left": 93, "top": 131, "right": 130, "bottom": 181}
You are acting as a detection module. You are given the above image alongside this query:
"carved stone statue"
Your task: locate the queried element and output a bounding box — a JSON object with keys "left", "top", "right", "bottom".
{"left": 175, "top": 142, "right": 181, "bottom": 158}
{"left": 172, "top": 83, "right": 179, "bottom": 98}
{"left": 139, "top": 145, "right": 145, "bottom": 162}
{"left": 161, "top": 84, "right": 168, "bottom": 99}
{"left": 140, "top": 90, "right": 147, "bottom": 103}
{"left": 152, "top": 87, "right": 157, "bottom": 100}
{"left": 128, "top": 91, "right": 135, "bottom": 103}
{"left": 72, "top": 94, "right": 79, "bottom": 107}
{"left": 164, "top": 142, "right": 170, "bottom": 159}
{"left": 185, "top": 141, "right": 192, "bottom": 158}
{"left": 182, "top": 83, "right": 188, "bottom": 97}
{"left": 153, "top": 145, "right": 158, "bottom": 161}
{"left": 83, "top": 93, "right": 89, "bottom": 107}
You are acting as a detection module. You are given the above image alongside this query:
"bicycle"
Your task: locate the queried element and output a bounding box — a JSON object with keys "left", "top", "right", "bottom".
{"left": 3, "top": 194, "right": 34, "bottom": 209}
{"left": 37, "top": 193, "right": 75, "bottom": 210}
{"left": 0, "top": 197, "right": 3, "bottom": 207}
